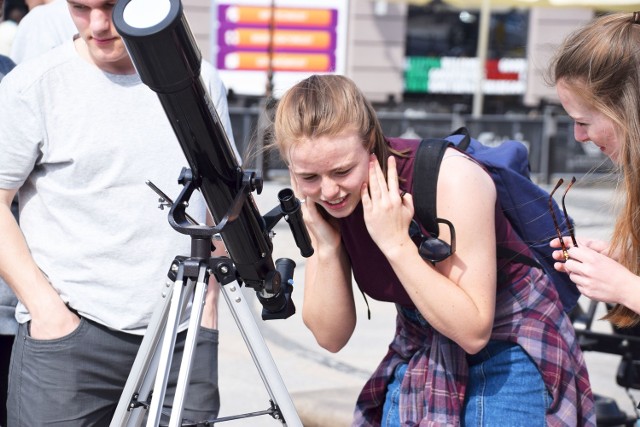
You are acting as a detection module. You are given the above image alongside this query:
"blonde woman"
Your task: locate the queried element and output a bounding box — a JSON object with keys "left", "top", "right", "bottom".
{"left": 551, "top": 12, "right": 640, "bottom": 328}
{"left": 272, "top": 74, "right": 595, "bottom": 426}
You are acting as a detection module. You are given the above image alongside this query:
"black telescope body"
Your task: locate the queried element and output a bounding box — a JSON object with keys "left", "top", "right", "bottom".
{"left": 112, "top": 0, "right": 275, "bottom": 288}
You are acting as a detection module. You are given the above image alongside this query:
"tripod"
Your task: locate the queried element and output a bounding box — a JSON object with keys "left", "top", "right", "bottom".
{"left": 110, "top": 173, "right": 303, "bottom": 427}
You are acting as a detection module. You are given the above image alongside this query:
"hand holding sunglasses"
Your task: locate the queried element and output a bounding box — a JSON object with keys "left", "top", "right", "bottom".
{"left": 549, "top": 176, "right": 578, "bottom": 261}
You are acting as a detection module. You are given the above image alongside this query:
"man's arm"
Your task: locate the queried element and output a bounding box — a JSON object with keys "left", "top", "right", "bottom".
{"left": 200, "top": 211, "right": 223, "bottom": 330}
{"left": 0, "top": 188, "right": 79, "bottom": 339}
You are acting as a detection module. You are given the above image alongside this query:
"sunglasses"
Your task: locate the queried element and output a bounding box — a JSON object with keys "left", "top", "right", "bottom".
{"left": 548, "top": 177, "right": 578, "bottom": 261}
{"left": 409, "top": 218, "right": 456, "bottom": 263}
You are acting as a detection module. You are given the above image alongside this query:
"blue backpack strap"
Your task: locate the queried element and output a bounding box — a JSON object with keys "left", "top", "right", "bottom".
{"left": 425, "top": 127, "right": 579, "bottom": 313}
{"left": 412, "top": 138, "right": 452, "bottom": 238}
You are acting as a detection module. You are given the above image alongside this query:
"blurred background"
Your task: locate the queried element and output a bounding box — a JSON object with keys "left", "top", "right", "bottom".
{"left": 2, "top": 0, "right": 632, "bottom": 184}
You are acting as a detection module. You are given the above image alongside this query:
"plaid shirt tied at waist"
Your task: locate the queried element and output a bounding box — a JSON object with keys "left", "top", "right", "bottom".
{"left": 352, "top": 267, "right": 596, "bottom": 427}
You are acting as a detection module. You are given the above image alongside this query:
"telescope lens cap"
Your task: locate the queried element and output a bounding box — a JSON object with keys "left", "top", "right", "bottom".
{"left": 123, "top": 0, "right": 171, "bottom": 29}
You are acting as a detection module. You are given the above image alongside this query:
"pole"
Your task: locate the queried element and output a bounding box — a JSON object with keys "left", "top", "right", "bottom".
{"left": 266, "top": 0, "right": 275, "bottom": 98}
{"left": 472, "top": 0, "right": 491, "bottom": 118}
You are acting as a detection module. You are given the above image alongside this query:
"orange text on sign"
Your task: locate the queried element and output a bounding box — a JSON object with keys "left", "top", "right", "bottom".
{"left": 224, "top": 28, "right": 332, "bottom": 50}
{"left": 223, "top": 51, "right": 332, "bottom": 72}
{"left": 224, "top": 6, "right": 334, "bottom": 27}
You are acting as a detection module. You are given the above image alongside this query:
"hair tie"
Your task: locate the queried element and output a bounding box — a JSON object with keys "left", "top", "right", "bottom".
{"left": 634, "top": 11, "right": 640, "bottom": 24}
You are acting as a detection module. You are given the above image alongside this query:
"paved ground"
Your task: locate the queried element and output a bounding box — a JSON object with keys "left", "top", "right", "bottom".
{"left": 210, "top": 177, "right": 640, "bottom": 426}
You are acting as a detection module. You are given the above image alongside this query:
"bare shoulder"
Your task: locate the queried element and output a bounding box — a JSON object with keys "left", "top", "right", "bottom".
{"left": 438, "top": 147, "right": 496, "bottom": 200}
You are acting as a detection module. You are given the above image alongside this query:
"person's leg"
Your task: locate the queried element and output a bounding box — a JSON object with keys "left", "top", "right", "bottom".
{"left": 162, "top": 327, "right": 220, "bottom": 424}
{"left": 7, "top": 319, "right": 140, "bottom": 426}
{"left": 463, "top": 341, "right": 551, "bottom": 427}
{"left": 0, "top": 334, "right": 14, "bottom": 427}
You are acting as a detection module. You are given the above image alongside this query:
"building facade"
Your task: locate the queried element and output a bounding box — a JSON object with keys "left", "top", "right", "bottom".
{"left": 183, "top": 1, "right": 600, "bottom": 111}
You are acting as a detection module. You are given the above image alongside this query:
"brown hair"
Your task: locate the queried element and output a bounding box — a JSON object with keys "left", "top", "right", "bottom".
{"left": 550, "top": 13, "right": 640, "bottom": 327}
{"left": 273, "top": 74, "right": 404, "bottom": 177}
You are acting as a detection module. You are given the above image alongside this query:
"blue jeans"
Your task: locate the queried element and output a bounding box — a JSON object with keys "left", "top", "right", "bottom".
{"left": 464, "top": 340, "right": 551, "bottom": 427}
{"left": 381, "top": 340, "right": 550, "bottom": 426}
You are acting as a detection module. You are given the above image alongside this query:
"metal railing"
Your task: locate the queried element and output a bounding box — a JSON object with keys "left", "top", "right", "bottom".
{"left": 228, "top": 105, "right": 615, "bottom": 185}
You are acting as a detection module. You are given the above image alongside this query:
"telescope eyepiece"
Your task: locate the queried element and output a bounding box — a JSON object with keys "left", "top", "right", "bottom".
{"left": 278, "top": 189, "right": 314, "bottom": 258}
{"left": 278, "top": 188, "right": 298, "bottom": 213}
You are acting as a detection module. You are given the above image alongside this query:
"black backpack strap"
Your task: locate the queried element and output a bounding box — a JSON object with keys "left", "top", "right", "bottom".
{"left": 413, "top": 138, "right": 452, "bottom": 238}
{"left": 448, "top": 126, "right": 472, "bottom": 151}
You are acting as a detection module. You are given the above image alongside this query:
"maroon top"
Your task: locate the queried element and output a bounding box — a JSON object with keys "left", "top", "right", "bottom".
{"left": 338, "top": 137, "right": 531, "bottom": 307}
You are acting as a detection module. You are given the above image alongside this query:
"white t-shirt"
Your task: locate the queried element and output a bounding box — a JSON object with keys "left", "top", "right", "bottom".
{"left": 0, "top": 41, "right": 238, "bottom": 334}
{"left": 10, "top": 0, "right": 77, "bottom": 63}
{"left": 0, "top": 20, "right": 18, "bottom": 56}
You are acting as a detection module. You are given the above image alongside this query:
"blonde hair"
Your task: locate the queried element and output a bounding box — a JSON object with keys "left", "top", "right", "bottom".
{"left": 273, "top": 74, "right": 403, "bottom": 176}
{"left": 550, "top": 13, "right": 640, "bottom": 327}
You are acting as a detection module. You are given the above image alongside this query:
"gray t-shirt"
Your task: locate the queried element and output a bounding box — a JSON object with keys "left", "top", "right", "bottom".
{"left": 0, "top": 42, "right": 238, "bottom": 334}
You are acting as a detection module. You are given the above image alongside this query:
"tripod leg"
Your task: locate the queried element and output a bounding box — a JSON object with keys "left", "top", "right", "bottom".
{"left": 168, "top": 264, "right": 209, "bottom": 427}
{"left": 146, "top": 264, "right": 196, "bottom": 427}
{"left": 220, "top": 282, "right": 302, "bottom": 427}
{"left": 110, "top": 277, "right": 175, "bottom": 427}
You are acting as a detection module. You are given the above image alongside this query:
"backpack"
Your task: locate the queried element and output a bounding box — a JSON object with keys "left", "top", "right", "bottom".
{"left": 412, "top": 127, "right": 580, "bottom": 314}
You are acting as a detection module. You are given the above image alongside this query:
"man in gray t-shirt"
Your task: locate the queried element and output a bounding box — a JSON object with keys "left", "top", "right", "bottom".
{"left": 0, "top": 1, "right": 238, "bottom": 425}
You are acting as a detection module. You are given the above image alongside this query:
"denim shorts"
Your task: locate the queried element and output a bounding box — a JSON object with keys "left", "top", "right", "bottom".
{"left": 382, "top": 308, "right": 550, "bottom": 426}
{"left": 381, "top": 362, "right": 407, "bottom": 426}
{"left": 464, "top": 340, "right": 551, "bottom": 427}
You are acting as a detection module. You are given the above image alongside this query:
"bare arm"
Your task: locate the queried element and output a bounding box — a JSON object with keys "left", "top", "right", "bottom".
{"left": 0, "top": 188, "right": 80, "bottom": 339}
{"left": 294, "top": 179, "right": 356, "bottom": 353}
{"left": 363, "top": 153, "right": 497, "bottom": 354}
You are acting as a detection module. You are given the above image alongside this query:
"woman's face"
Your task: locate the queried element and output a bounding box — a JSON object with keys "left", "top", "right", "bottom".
{"left": 288, "top": 130, "right": 370, "bottom": 218}
{"left": 556, "top": 79, "right": 622, "bottom": 162}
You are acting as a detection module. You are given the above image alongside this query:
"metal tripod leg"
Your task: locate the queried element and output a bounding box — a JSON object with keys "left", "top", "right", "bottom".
{"left": 166, "top": 263, "right": 208, "bottom": 427}
{"left": 109, "top": 260, "right": 202, "bottom": 427}
{"left": 220, "top": 282, "right": 302, "bottom": 426}
{"left": 146, "top": 262, "right": 199, "bottom": 426}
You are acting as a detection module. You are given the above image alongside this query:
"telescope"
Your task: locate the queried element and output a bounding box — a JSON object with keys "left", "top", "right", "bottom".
{"left": 112, "top": 0, "right": 313, "bottom": 320}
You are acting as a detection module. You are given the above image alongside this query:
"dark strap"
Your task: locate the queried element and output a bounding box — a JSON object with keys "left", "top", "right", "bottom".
{"left": 449, "top": 126, "right": 471, "bottom": 150}
{"left": 359, "top": 289, "right": 371, "bottom": 320}
{"left": 413, "top": 138, "right": 452, "bottom": 237}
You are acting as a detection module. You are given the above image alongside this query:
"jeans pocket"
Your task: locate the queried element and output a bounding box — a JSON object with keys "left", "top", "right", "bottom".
{"left": 25, "top": 317, "right": 87, "bottom": 352}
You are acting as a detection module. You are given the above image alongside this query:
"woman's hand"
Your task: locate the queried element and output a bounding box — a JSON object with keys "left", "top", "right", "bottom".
{"left": 562, "top": 245, "right": 634, "bottom": 305}
{"left": 361, "top": 155, "right": 414, "bottom": 255}
{"left": 551, "top": 237, "right": 612, "bottom": 272}
{"left": 289, "top": 172, "right": 341, "bottom": 250}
